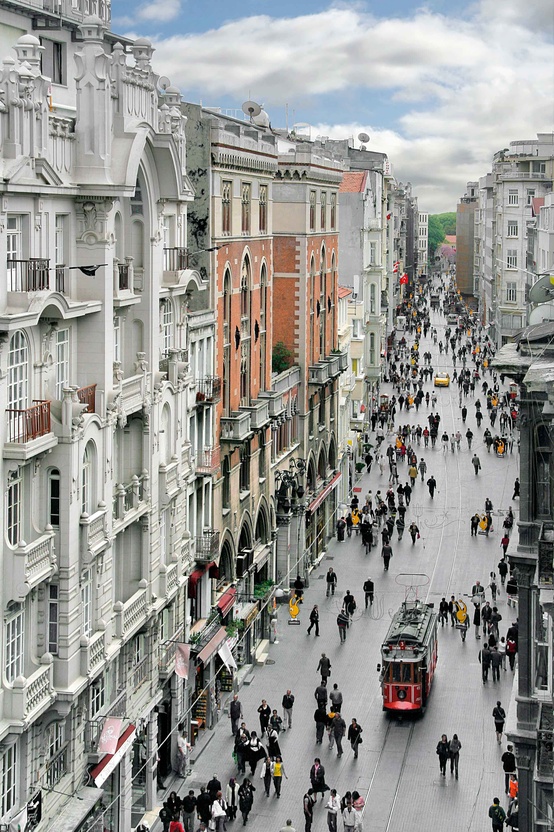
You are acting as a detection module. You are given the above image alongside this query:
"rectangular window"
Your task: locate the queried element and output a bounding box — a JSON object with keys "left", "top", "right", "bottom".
{"left": 352, "top": 358, "right": 360, "bottom": 377}
{"left": 506, "top": 250, "right": 517, "bottom": 269}
{"left": 505, "top": 282, "right": 517, "bottom": 303}
{"left": 7, "top": 216, "right": 22, "bottom": 291}
{"left": 5, "top": 608, "right": 24, "bottom": 683}
{"left": 507, "top": 220, "right": 518, "bottom": 237}
{"left": 222, "top": 181, "right": 232, "bottom": 235}
{"left": 370, "top": 283, "right": 376, "bottom": 315}
{"left": 49, "top": 470, "right": 60, "bottom": 527}
{"left": 369, "top": 242, "right": 377, "bottom": 264}
{"left": 55, "top": 215, "right": 66, "bottom": 267}
{"left": 508, "top": 189, "right": 518, "bottom": 206}
{"left": 90, "top": 674, "right": 105, "bottom": 719}
{"left": 527, "top": 188, "right": 536, "bottom": 206}
{"left": 160, "top": 300, "right": 173, "bottom": 354}
{"left": 46, "top": 721, "right": 66, "bottom": 787}
{"left": 532, "top": 161, "right": 546, "bottom": 174}
{"left": 55, "top": 328, "right": 70, "bottom": 400}
{"left": 320, "top": 191, "right": 327, "bottom": 230}
{"left": 159, "top": 508, "right": 169, "bottom": 565}
{"left": 113, "top": 315, "right": 121, "bottom": 364}
{"left": 7, "top": 469, "right": 22, "bottom": 547}
{"left": 330, "top": 193, "right": 336, "bottom": 230}
{"left": 309, "top": 191, "right": 316, "bottom": 231}
{"left": 1, "top": 743, "right": 17, "bottom": 818}
{"left": 369, "top": 332, "right": 376, "bottom": 365}
{"left": 258, "top": 184, "right": 267, "bottom": 233}
{"left": 352, "top": 319, "right": 362, "bottom": 338}
{"left": 81, "top": 570, "right": 92, "bottom": 637}
{"left": 48, "top": 584, "right": 59, "bottom": 653}
{"left": 241, "top": 183, "right": 251, "bottom": 234}
{"left": 41, "top": 39, "right": 65, "bottom": 85}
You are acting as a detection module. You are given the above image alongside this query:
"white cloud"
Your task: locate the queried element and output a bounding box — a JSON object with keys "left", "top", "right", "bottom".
{"left": 137, "top": 0, "right": 181, "bottom": 22}
{"left": 136, "top": 1, "right": 554, "bottom": 211}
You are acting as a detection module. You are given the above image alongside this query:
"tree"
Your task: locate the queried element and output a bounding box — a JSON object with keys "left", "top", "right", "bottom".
{"left": 272, "top": 341, "right": 293, "bottom": 374}
{"left": 428, "top": 215, "right": 445, "bottom": 254}
{"left": 436, "top": 212, "right": 457, "bottom": 236}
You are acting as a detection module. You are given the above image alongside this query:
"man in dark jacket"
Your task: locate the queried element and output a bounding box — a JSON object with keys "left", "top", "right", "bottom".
{"left": 229, "top": 693, "right": 243, "bottom": 736}
{"left": 307, "top": 605, "right": 320, "bottom": 636}
{"left": 501, "top": 745, "right": 516, "bottom": 794}
{"left": 427, "top": 475, "right": 437, "bottom": 498}
{"left": 159, "top": 802, "right": 171, "bottom": 832}
{"left": 314, "top": 680, "right": 328, "bottom": 710}
{"left": 480, "top": 643, "right": 492, "bottom": 683}
{"left": 196, "top": 787, "right": 212, "bottom": 825}
{"left": 317, "top": 653, "right": 331, "bottom": 684}
{"left": 363, "top": 577, "right": 374, "bottom": 609}
{"left": 314, "top": 706, "right": 327, "bottom": 744}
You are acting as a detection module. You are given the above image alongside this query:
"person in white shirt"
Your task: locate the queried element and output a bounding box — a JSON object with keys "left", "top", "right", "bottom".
{"left": 326, "top": 789, "right": 341, "bottom": 832}
{"left": 176, "top": 730, "right": 191, "bottom": 777}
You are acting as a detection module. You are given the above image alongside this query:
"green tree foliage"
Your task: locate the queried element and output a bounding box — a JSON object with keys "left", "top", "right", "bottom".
{"left": 272, "top": 341, "right": 293, "bottom": 374}
{"left": 436, "top": 212, "right": 457, "bottom": 235}
{"left": 428, "top": 215, "right": 446, "bottom": 254}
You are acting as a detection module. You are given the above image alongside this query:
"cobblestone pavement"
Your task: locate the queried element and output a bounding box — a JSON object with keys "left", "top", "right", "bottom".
{"left": 154, "top": 305, "right": 520, "bottom": 832}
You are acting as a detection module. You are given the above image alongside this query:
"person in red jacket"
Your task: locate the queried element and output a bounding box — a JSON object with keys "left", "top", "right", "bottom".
{"left": 169, "top": 816, "right": 185, "bottom": 832}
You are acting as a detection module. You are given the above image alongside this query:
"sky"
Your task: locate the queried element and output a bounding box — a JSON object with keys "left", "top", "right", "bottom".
{"left": 113, "top": 0, "right": 554, "bottom": 213}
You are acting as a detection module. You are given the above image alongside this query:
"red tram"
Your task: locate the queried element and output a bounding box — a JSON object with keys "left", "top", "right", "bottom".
{"left": 378, "top": 599, "right": 438, "bottom": 713}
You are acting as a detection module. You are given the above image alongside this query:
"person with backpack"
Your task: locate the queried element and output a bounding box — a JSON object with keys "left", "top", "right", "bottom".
{"left": 488, "top": 796, "right": 507, "bottom": 831}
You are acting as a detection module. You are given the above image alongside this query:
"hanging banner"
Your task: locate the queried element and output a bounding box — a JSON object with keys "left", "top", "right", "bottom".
{"left": 218, "top": 640, "right": 237, "bottom": 672}
{"left": 175, "top": 643, "right": 190, "bottom": 679}
{"left": 97, "top": 717, "right": 123, "bottom": 755}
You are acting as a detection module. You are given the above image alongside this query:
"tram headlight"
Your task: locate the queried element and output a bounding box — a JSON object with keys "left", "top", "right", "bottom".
{"left": 397, "top": 689, "right": 407, "bottom": 700}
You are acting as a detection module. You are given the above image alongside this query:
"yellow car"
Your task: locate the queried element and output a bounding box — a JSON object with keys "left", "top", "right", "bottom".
{"left": 434, "top": 372, "right": 450, "bottom": 387}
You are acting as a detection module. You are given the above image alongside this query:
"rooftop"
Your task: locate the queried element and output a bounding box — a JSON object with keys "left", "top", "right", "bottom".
{"left": 339, "top": 171, "right": 368, "bottom": 193}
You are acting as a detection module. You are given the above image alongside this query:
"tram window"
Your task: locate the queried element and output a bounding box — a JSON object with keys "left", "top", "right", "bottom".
{"left": 389, "top": 663, "right": 412, "bottom": 682}
{"left": 401, "top": 664, "right": 412, "bottom": 683}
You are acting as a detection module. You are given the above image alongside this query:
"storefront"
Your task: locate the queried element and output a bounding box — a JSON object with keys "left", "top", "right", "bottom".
{"left": 89, "top": 724, "right": 136, "bottom": 832}
{"left": 306, "top": 471, "right": 341, "bottom": 564}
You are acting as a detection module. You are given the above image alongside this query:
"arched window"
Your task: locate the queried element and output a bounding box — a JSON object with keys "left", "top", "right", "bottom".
{"left": 81, "top": 443, "right": 95, "bottom": 515}
{"left": 223, "top": 270, "right": 232, "bottom": 415}
{"left": 160, "top": 404, "right": 171, "bottom": 464}
{"left": 259, "top": 264, "right": 267, "bottom": 391}
{"left": 309, "top": 257, "right": 316, "bottom": 365}
{"left": 370, "top": 283, "right": 376, "bottom": 315}
{"left": 222, "top": 456, "right": 231, "bottom": 509}
{"left": 255, "top": 509, "right": 268, "bottom": 545}
{"left": 535, "top": 424, "right": 551, "bottom": 518}
{"left": 48, "top": 468, "right": 61, "bottom": 527}
{"left": 8, "top": 331, "right": 29, "bottom": 411}
{"left": 319, "top": 247, "right": 326, "bottom": 358}
{"left": 239, "top": 442, "right": 250, "bottom": 492}
{"left": 241, "top": 257, "right": 251, "bottom": 321}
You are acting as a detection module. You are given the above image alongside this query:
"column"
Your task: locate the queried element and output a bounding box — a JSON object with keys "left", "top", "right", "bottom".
{"left": 119, "top": 746, "right": 133, "bottom": 832}
{"left": 275, "top": 517, "right": 291, "bottom": 587}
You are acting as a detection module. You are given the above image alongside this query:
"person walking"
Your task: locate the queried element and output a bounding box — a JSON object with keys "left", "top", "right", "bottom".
{"left": 314, "top": 680, "right": 328, "bottom": 710}
{"left": 488, "top": 797, "right": 506, "bottom": 831}
{"left": 436, "top": 734, "right": 450, "bottom": 776}
{"left": 493, "top": 701, "right": 506, "bottom": 743}
{"left": 317, "top": 653, "right": 332, "bottom": 684}
{"left": 238, "top": 778, "right": 255, "bottom": 826}
{"left": 427, "top": 475, "right": 437, "bottom": 498}
{"left": 331, "top": 712, "right": 346, "bottom": 757}
{"left": 210, "top": 792, "right": 228, "bottom": 832}
{"left": 498, "top": 558, "right": 508, "bottom": 586}
{"left": 337, "top": 608, "right": 349, "bottom": 643}
{"left": 326, "top": 568, "right": 338, "bottom": 596}
{"left": 326, "top": 789, "right": 341, "bottom": 832}
{"left": 408, "top": 521, "right": 420, "bottom": 544}
{"left": 229, "top": 694, "right": 243, "bottom": 736}
{"left": 449, "top": 734, "right": 461, "bottom": 778}
{"left": 472, "top": 453, "right": 482, "bottom": 474}
{"left": 408, "top": 463, "right": 418, "bottom": 486}
{"left": 225, "top": 779, "right": 238, "bottom": 823}
{"left": 347, "top": 718, "right": 363, "bottom": 759}
{"left": 480, "top": 642, "right": 492, "bottom": 682}
{"left": 491, "top": 646, "right": 502, "bottom": 682}
{"left": 500, "top": 534, "right": 510, "bottom": 556}
{"left": 418, "top": 458, "right": 427, "bottom": 482}
{"left": 342, "top": 803, "right": 361, "bottom": 832}
{"left": 282, "top": 689, "right": 294, "bottom": 729}
{"left": 309, "top": 757, "right": 328, "bottom": 803}
{"left": 262, "top": 755, "right": 273, "bottom": 796}
{"left": 329, "top": 683, "right": 343, "bottom": 713}
{"left": 303, "top": 788, "right": 316, "bottom": 832}
{"left": 381, "top": 541, "right": 393, "bottom": 571}
{"left": 307, "top": 605, "right": 320, "bottom": 636}
{"left": 363, "top": 577, "right": 374, "bottom": 608}
{"left": 512, "top": 478, "right": 520, "bottom": 499}
{"left": 438, "top": 597, "right": 449, "bottom": 627}
{"left": 343, "top": 590, "right": 357, "bottom": 620}
{"left": 181, "top": 790, "right": 197, "bottom": 832}
{"left": 257, "top": 700, "right": 271, "bottom": 733}
{"left": 314, "top": 706, "right": 327, "bottom": 744}
{"left": 336, "top": 516, "right": 346, "bottom": 542}
{"left": 501, "top": 745, "right": 517, "bottom": 794}
{"left": 271, "top": 756, "right": 287, "bottom": 798}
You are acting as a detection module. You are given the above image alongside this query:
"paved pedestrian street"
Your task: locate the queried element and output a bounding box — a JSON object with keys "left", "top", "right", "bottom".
{"left": 157, "top": 309, "right": 520, "bottom": 832}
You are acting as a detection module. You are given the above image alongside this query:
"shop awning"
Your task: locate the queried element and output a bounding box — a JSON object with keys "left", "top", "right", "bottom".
{"left": 44, "top": 787, "right": 104, "bottom": 832}
{"left": 197, "top": 626, "right": 228, "bottom": 664}
{"left": 187, "top": 568, "right": 205, "bottom": 600}
{"left": 217, "top": 586, "right": 237, "bottom": 617}
{"left": 90, "top": 724, "right": 136, "bottom": 787}
{"left": 308, "top": 471, "right": 342, "bottom": 513}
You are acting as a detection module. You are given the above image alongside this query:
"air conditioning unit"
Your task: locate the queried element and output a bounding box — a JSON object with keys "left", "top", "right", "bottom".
{"left": 236, "top": 548, "right": 254, "bottom": 578}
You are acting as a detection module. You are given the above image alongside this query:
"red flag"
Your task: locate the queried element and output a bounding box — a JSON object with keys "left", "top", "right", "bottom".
{"left": 175, "top": 643, "right": 190, "bottom": 679}
{"left": 400, "top": 273, "right": 409, "bottom": 285}
{"left": 97, "top": 718, "right": 122, "bottom": 755}
{"left": 386, "top": 212, "right": 392, "bottom": 220}
{"left": 392, "top": 263, "right": 399, "bottom": 273}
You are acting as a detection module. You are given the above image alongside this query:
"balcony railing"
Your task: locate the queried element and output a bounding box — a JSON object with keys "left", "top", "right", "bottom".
{"left": 195, "top": 377, "right": 221, "bottom": 404}
{"left": 55, "top": 264, "right": 66, "bottom": 294}
{"left": 308, "top": 364, "right": 329, "bottom": 385}
{"left": 196, "top": 446, "right": 220, "bottom": 475}
{"left": 220, "top": 411, "right": 252, "bottom": 444}
{"left": 164, "top": 247, "right": 189, "bottom": 272}
{"left": 6, "top": 660, "right": 53, "bottom": 722}
{"left": 118, "top": 263, "right": 130, "bottom": 290}
{"left": 114, "top": 585, "right": 148, "bottom": 639}
{"left": 113, "top": 472, "right": 149, "bottom": 521}
{"left": 6, "top": 401, "right": 51, "bottom": 443}
{"left": 7, "top": 258, "right": 50, "bottom": 292}
{"left": 77, "top": 384, "right": 96, "bottom": 414}
{"left": 130, "top": 656, "right": 149, "bottom": 691}
{"left": 195, "top": 529, "right": 220, "bottom": 562}
{"left": 159, "top": 623, "right": 184, "bottom": 677}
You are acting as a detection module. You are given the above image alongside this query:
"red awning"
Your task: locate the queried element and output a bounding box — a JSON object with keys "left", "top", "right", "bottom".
{"left": 187, "top": 568, "right": 206, "bottom": 600}
{"left": 217, "top": 586, "right": 237, "bottom": 617}
{"left": 308, "top": 471, "right": 342, "bottom": 513}
{"left": 197, "top": 626, "right": 228, "bottom": 664}
{"left": 208, "top": 561, "right": 219, "bottom": 579}
{"left": 90, "top": 724, "right": 136, "bottom": 787}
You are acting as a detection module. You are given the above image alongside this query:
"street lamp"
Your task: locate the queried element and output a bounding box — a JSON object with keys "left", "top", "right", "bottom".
{"left": 275, "top": 459, "right": 306, "bottom": 516}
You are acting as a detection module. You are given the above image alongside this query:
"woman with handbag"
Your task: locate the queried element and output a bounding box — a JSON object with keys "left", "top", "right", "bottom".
{"left": 238, "top": 778, "right": 255, "bottom": 825}
{"left": 347, "top": 718, "right": 363, "bottom": 759}
{"left": 225, "top": 777, "right": 238, "bottom": 821}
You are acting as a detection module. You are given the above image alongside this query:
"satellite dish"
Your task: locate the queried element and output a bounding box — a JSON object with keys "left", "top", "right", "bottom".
{"left": 528, "top": 273, "right": 554, "bottom": 304}
{"left": 242, "top": 100, "right": 262, "bottom": 120}
{"left": 358, "top": 132, "right": 370, "bottom": 144}
{"left": 158, "top": 76, "right": 171, "bottom": 91}
{"left": 529, "top": 302, "right": 554, "bottom": 324}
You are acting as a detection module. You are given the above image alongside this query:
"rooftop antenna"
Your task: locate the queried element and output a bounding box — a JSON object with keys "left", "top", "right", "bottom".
{"left": 358, "top": 132, "right": 370, "bottom": 150}
{"left": 242, "top": 100, "right": 262, "bottom": 122}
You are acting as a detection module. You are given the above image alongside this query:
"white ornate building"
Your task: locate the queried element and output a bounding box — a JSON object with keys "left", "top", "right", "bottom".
{"left": 0, "top": 4, "right": 209, "bottom": 830}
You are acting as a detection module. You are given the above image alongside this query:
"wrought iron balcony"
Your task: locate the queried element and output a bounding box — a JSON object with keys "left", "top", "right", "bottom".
{"left": 195, "top": 377, "right": 221, "bottom": 405}
{"left": 195, "top": 529, "right": 220, "bottom": 562}
{"left": 55, "top": 264, "right": 67, "bottom": 294}
{"left": 7, "top": 258, "right": 49, "bottom": 292}
{"left": 196, "top": 446, "right": 220, "bottom": 476}
{"left": 6, "top": 401, "right": 51, "bottom": 443}
{"left": 77, "top": 384, "right": 97, "bottom": 414}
